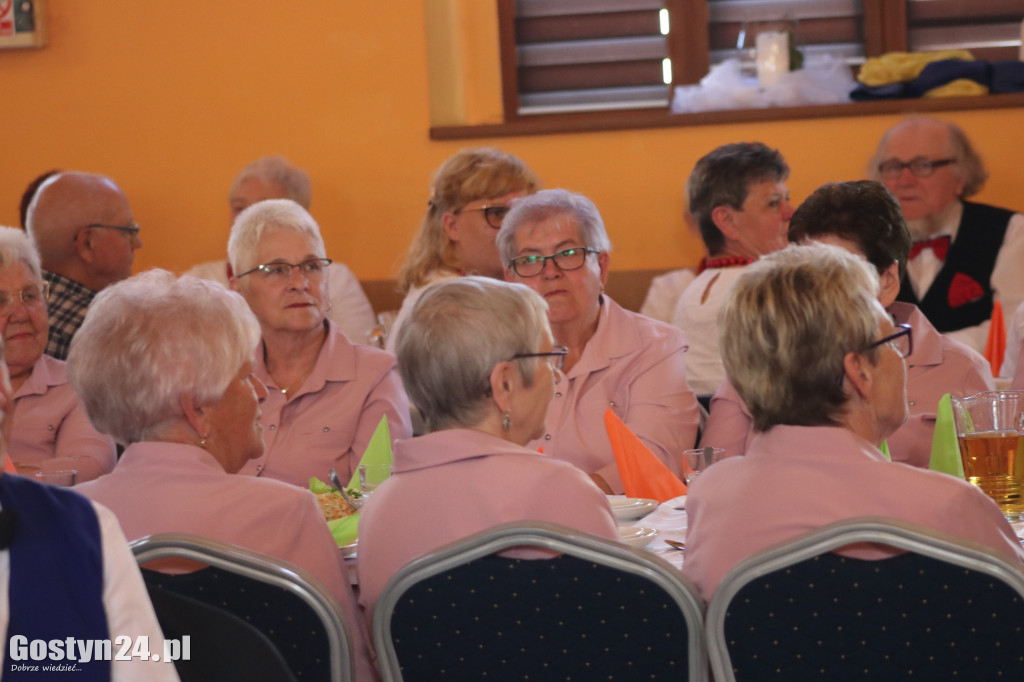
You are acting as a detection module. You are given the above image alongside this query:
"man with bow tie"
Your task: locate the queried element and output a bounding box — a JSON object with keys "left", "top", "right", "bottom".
{"left": 869, "top": 116, "right": 1024, "bottom": 354}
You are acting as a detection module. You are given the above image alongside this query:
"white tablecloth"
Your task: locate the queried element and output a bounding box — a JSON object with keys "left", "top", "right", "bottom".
{"left": 613, "top": 494, "right": 689, "bottom": 571}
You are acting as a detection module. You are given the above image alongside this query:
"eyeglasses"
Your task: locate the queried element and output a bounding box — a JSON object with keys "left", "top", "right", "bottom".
{"left": 235, "top": 258, "right": 333, "bottom": 280}
{"left": 0, "top": 282, "right": 49, "bottom": 315}
{"left": 87, "top": 222, "right": 141, "bottom": 237}
{"left": 510, "top": 247, "right": 600, "bottom": 278}
{"left": 864, "top": 323, "right": 913, "bottom": 359}
{"left": 456, "top": 205, "right": 512, "bottom": 229}
{"left": 877, "top": 157, "right": 956, "bottom": 180}
{"left": 511, "top": 346, "right": 569, "bottom": 371}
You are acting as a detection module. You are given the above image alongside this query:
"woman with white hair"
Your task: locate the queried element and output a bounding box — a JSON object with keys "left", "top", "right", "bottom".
{"left": 498, "top": 189, "right": 700, "bottom": 494}
{"left": 186, "top": 155, "right": 377, "bottom": 344}
{"left": 0, "top": 225, "right": 114, "bottom": 481}
{"left": 357, "top": 277, "right": 618, "bottom": 616}
{"left": 683, "top": 243, "right": 1023, "bottom": 603}
{"left": 71, "top": 270, "right": 374, "bottom": 680}
{"left": 228, "top": 199, "right": 411, "bottom": 487}
{"left": 388, "top": 148, "right": 540, "bottom": 352}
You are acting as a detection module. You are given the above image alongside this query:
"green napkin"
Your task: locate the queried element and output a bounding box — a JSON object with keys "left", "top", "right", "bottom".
{"left": 309, "top": 476, "right": 361, "bottom": 546}
{"left": 346, "top": 415, "right": 393, "bottom": 489}
{"left": 929, "top": 393, "right": 966, "bottom": 478}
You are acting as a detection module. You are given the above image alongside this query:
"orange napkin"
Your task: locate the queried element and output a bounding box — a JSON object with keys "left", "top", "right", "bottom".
{"left": 985, "top": 300, "right": 1006, "bottom": 377}
{"left": 2, "top": 454, "right": 15, "bottom": 474}
{"left": 604, "top": 409, "right": 687, "bottom": 502}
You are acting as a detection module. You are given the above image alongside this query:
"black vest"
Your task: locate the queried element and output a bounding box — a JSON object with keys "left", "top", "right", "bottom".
{"left": 897, "top": 201, "right": 1015, "bottom": 332}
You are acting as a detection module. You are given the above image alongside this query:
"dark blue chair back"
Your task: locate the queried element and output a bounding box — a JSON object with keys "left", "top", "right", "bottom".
{"left": 707, "top": 517, "right": 1024, "bottom": 681}
{"left": 374, "top": 521, "right": 707, "bottom": 681}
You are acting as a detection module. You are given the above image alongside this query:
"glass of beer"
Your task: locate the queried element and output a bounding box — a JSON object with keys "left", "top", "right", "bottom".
{"left": 952, "top": 391, "right": 1024, "bottom": 519}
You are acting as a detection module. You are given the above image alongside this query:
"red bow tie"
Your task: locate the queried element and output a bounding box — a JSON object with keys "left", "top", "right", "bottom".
{"left": 909, "top": 235, "right": 951, "bottom": 261}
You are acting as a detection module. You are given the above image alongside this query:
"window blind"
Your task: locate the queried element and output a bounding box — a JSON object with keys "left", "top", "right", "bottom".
{"left": 512, "top": 0, "right": 671, "bottom": 115}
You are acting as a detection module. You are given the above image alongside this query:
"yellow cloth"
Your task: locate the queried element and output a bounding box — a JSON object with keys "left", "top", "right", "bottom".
{"left": 924, "top": 79, "right": 989, "bottom": 98}
{"left": 857, "top": 50, "right": 974, "bottom": 86}
{"left": 985, "top": 300, "right": 1006, "bottom": 376}
{"left": 605, "top": 409, "right": 687, "bottom": 502}
{"left": 929, "top": 394, "right": 965, "bottom": 478}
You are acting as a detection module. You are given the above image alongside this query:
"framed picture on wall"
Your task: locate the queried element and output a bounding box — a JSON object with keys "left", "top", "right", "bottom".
{"left": 0, "top": 0, "right": 46, "bottom": 49}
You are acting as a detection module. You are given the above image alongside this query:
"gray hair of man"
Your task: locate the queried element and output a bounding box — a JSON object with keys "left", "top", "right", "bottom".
{"left": 227, "top": 199, "right": 327, "bottom": 276}
{"left": 867, "top": 116, "right": 989, "bottom": 198}
{"left": 687, "top": 142, "right": 790, "bottom": 256}
{"left": 66, "top": 269, "right": 260, "bottom": 445}
{"left": 720, "top": 243, "right": 883, "bottom": 432}
{"left": 496, "top": 189, "right": 613, "bottom": 267}
{"left": 230, "top": 156, "right": 312, "bottom": 209}
{"left": 396, "top": 276, "right": 553, "bottom": 433}
{"left": 0, "top": 226, "right": 43, "bottom": 279}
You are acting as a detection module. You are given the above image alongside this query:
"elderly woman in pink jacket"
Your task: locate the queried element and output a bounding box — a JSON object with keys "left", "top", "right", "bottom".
{"left": 497, "top": 189, "right": 700, "bottom": 493}
{"left": 228, "top": 199, "right": 412, "bottom": 487}
{"left": 0, "top": 226, "right": 114, "bottom": 481}
{"left": 684, "top": 243, "right": 1022, "bottom": 603}
{"left": 357, "top": 277, "right": 617, "bottom": 618}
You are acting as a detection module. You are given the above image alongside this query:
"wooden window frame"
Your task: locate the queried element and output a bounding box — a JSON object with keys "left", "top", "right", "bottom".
{"left": 432, "top": 0, "right": 1024, "bottom": 140}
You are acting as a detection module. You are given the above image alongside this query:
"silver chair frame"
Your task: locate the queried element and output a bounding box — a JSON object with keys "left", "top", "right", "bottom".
{"left": 131, "top": 533, "right": 354, "bottom": 682}
{"left": 706, "top": 516, "right": 1024, "bottom": 682}
{"left": 373, "top": 520, "right": 708, "bottom": 682}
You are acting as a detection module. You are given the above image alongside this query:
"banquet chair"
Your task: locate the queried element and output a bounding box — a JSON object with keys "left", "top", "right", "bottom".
{"left": 131, "top": 533, "right": 354, "bottom": 682}
{"left": 374, "top": 521, "right": 708, "bottom": 682}
{"left": 145, "top": 584, "right": 296, "bottom": 682}
{"left": 706, "top": 517, "right": 1024, "bottom": 681}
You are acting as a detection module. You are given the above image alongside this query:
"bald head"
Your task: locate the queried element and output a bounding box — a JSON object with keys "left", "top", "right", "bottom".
{"left": 26, "top": 172, "right": 140, "bottom": 291}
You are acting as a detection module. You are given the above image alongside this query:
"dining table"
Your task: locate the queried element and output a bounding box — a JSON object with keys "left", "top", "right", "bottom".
{"left": 611, "top": 494, "right": 689, "bottom": 570}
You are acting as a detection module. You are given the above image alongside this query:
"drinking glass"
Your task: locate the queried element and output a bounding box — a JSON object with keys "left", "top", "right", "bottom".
{"left": 952, "top": 391, "right": 1024, "bottom": 519}
{"left": 682, "top": 447, "right": 724, "bottom": 485}
{"left": 33, "top": 469, "right": 78, "bottom": 487}
{"left": 358, "top": 463, "right": 391, "bottom": 496}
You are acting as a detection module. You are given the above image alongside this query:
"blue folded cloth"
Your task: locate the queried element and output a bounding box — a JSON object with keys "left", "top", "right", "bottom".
{"left": 991, "top": 61, "right": 1024, "bottom": 93}
{"left": 907, "top": 59, "right": 990, "bottom": 97}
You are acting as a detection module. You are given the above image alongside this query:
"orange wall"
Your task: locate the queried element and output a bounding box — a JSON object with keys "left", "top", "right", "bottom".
{"left": 1, "top": 2, "right": 1022, "bottom": 283}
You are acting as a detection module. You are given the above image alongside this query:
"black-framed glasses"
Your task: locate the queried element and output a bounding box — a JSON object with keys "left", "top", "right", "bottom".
{"left": 877, "top": 157, "right": 956, "bottom": 180}
{"left": 511, "top": 346, "right": 569, "bottom": 371}
{"left": 510, "top": 247, "right": 600, "bottom": 278}
{"left": 456, "top": 205, "right": 511, "bottom": 229}
{"left": 79, "top": 222, "right": 141, "bottom": 241}
{"left": 235, "top": 258, "right": 333, "bottom": 280}
{"left": 0, "top": 282, "right": 49, "bottom": 315}
{"left": 864, "top": 323, "right": 913, "bottom": 359}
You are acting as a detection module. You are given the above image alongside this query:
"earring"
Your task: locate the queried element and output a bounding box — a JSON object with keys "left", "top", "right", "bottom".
{"left": 502, "top": 411, "right": 512, "bottom": 431}
{"left": 199, "top": 433, "right": 209, "bottom": 448}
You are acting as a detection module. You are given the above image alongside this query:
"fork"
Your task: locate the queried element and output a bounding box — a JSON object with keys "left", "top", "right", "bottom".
{"left": 330, "top": 468, "right": 364, "bottom": 510}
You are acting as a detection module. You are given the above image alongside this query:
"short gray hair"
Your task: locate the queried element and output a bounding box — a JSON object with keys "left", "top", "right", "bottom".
{"left": 66, "top": 269, "right": 261, "bottom": 445}
{"left": 0, "top": 226, "right": 42, "bottom": 279}
{"left": 230, "top": 156, "right": 312, "bottom": 209}
{"left": 227, "top": 199, "right": 327, "bottom": 276}
{"left": 868, "top": 116, "right": 988, "bottom": 198}
{"left": 720, "top": 243, "right": 882, "bottom": 432}
{"left": 396, "top": 276, "right": 552, "bottom": 432}
{"left": 497, "top": 189, "right": 612, "bottom": 266}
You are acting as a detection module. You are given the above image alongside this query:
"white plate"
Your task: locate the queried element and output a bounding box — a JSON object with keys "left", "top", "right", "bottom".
{"left": 608, "top": 497, "right": 658, "bottom": 521}
{"left": 618, "top": 526, "right": 658, "bottom": 548}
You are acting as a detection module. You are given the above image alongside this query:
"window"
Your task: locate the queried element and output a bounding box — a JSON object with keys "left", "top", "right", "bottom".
{"left": 496, "top": 0, "right": 1024, "bottom": 120}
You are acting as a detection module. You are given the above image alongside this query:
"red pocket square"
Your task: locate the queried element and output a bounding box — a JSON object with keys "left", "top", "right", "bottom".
{"left": 948, "top": 273, "right": 985, "bottom": 308}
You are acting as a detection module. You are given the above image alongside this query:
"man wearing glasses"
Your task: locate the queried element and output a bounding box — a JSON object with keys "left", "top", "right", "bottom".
{"left": 870, "top": 116, "right": 1024, "bottom": 356}
{"left": 25, "top": 172, "right": 141, "bottom": 360}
